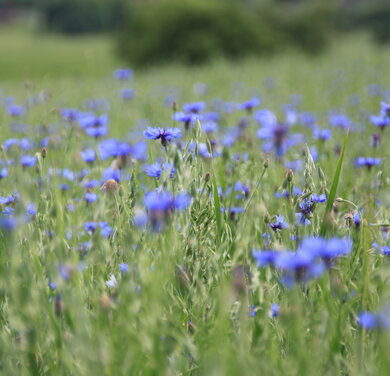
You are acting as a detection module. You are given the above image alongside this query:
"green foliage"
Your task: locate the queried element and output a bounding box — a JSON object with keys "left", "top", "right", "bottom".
{"left": 117, "top": 0, "right": 278, "bottom": 66}
{"left": 117, "top": 0, "right": 336, "bottom": 67}
{"left": 41, "top": 0, "right": 125, "bottom": 34}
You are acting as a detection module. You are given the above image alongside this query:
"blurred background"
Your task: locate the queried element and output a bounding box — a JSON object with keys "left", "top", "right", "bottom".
{"left": 0, "top": 0, "right": 389, "bottom": 80}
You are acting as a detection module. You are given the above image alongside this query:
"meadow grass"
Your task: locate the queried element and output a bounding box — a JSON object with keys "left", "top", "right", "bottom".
{"left": 0, "top": 27, "right": 390, "bottom": 375}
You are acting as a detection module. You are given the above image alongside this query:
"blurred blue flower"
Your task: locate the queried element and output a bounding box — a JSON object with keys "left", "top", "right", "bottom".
{"left": 20, "top": 155, "right": 36, "bottom": 167}
{"left": 354, "top": 157, "right": 381, "bottom": 169}
{"left": 80, "top": 148, "right": 96, "bottom": 163}
{"left": 114, "top": 68, "right": 133, "bottom": 80}
{"left": 239, "top": 98, "right": 260, "bottom": 112}
{"left": 270, "top": 303, "right": 280, "bottom": 318}
{"left": 144, "top": 163, "right": 175, "bottom": 179}
{"left": 182, "top": 101, "right": 205, "bottom": 113}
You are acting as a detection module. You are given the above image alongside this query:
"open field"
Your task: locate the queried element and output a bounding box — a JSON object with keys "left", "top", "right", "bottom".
{"left": 0, "top": 26, "right": 390, "bottom": 375}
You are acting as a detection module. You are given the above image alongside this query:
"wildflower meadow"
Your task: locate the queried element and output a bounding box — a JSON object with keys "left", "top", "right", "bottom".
{"left": 0, "top": 32, "right": 390, "bottom": 375}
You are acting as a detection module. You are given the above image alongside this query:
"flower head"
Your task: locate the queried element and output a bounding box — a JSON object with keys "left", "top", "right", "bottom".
{"left": 144, "top": 127, "right": 181, "bottom": 146}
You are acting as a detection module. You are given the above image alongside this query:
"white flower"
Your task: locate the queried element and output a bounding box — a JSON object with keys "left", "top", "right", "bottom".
{"left": 105, "top": 274, "right": 117, "bottom": 288}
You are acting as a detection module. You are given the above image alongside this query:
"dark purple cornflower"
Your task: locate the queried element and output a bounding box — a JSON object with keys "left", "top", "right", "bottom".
{"left": 354, "top": 157, "right": 381, "bottom": 169}
{"left": 371, "top": 133, "right": 381, "bottom": 148}
{"left": 143, "top": 127, "right": 181, "bottom": 146}
{"left": 269, "top": 215, "right": 289, "bottom": 231}
{"left": 20, "top": 155, "right": 36, "bottom": 168}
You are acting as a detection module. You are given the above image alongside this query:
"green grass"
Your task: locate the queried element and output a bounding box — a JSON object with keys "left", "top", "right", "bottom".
{"left": 0, "top": 25, "right": 119, "bottom": 81}
{"left": 0, "top": 26, "right": 390, "bottom": 375}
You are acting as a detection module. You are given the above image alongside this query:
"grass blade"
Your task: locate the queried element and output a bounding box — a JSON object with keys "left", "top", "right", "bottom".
{"left": 211, "top": 166, "right": 222, "bottom": 244}
{"left": 319, "top": 128, "right": 349, "bottom": 236}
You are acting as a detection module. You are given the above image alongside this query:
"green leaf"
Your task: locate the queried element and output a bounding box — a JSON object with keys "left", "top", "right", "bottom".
{"left": 319, "top": 128, "right": 349, "bottom": 237}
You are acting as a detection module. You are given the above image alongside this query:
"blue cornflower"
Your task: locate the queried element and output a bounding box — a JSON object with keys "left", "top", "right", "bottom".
{"left": 84, "top": 192, "right": 98, "bottom": 203}
{"left": 182, "top": 101, "right": 205, "bottom": 114}
{"left": 20, "top": 155, "right": 36, "bottom": 167}
{"left": 99, "top": 222, "right": 112, "bottom": 238}
{"left": 256, "top": 117, "right": 302, "bottom": 157}
{"left": 329, "top": 112, "right": 351, "bottom": 130}
{"left": 251, "top": 250, "right": 279, "bottom": 267}
{"left": 78, "top": 113, "right": 108, "bottom": 128}
{"left": 250, "top": 304, "right": 257, "bottom": 317}
{"left": 372, "top": 242, "right": 390, "bottom": 256}
{"left": 144, "top": 163, "right": 175, "bottom": 179}
{"left": 85, "top": 125, "right": 107, "bottom": 138}
{"left": 80, "top": 149, "right": 96, "bottom": 163}
{"left": 114, "top": 68, "right": 133, "bottom": 80}
{"left": 299, "top": 237, "right": 351, "bottom": 261}
{"left": 144, "top": 127, "right": 181, "bottom": 146}
{"left": 313, "top": 128, "right": 332, "bottom": 141}
{"left": 119, "top": 263, "right": 129, "bottom": 273}
{"left": 7, "top": 104, "right": 24, "bottom": 117}
{"left": 270, "top": 304, "right": 280, "bottom": 318}
{"left": 269, "top": 215, "right": 289, "bottom": 231}
{"left": 173, "top": 112, "right": 201, "bottom": 130}
{"left": 0, "top": 216, "right": 16, "bottom": 231}
{"left": 26, "top": 203, "right": 37, "bottom": 217}
{"left": 358, "top": 312, "right": 379, "bottom": 329}
{"left": 370, "top": 115, "right": 390, "bottom": 130}
{"left": 120, "top": 88, "right": 134, "bottom": 100}
{"left": 84, "top": 222, "right": 97, "bottom": 233}
{"left": 2, "top": 207, "right": 14, "bottom": 216}
{"left": 144, "top": 191, "right": 174, "bottom": 212}
{"left": 99, "top": 139, "right": 132, "bottom": 160}
{"left": 0, "top": 167, "right": 8, "bottom": 179}
{"left": 102, "top": 167, "right": 120, "bottom": 182}
{"left": 61, "top": 108, "right": 79, "bottom": 122}
{"left": 354, "top": 157, "right": 381, "bottom": 169}
{"left": 239, "top": 98, "right": 260, "bottom": 112}
{"left": 202, "top": 121, "right": 218, "bottom": 134}
{"left": 234, "top": 181, "right": 250, "bottom": 200}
